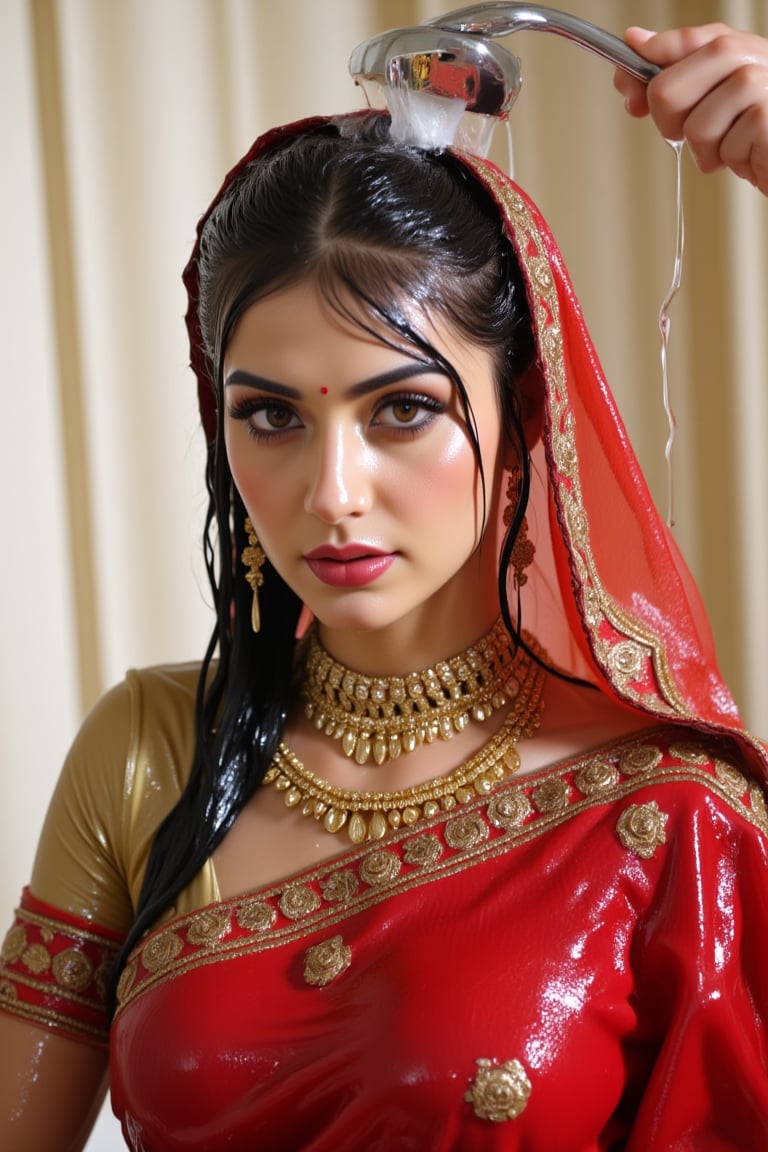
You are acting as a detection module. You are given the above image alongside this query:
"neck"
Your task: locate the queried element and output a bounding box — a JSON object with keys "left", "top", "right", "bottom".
{"left": 315, "top": 554, "right": 500, "bottom": 677}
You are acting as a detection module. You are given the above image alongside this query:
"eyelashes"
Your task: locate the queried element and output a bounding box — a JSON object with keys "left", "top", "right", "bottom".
{"left": 226, "top": 391, "right": 447, "bottom": 442}
{"left": 227, "top": 397, "right": 300, "bottom": 439}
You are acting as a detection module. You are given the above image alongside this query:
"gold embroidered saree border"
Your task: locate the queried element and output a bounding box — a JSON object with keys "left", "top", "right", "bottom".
{"left": 461, "top": 157, "right": 694, "bottom": 721}
{"left": 114, "top": 730, "right": 768, "bottom": 1015}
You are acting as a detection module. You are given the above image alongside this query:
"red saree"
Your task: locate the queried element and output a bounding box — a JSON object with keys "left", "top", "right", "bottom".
{"left": 110, "top": 730, "right": 768, "bottom": 1150}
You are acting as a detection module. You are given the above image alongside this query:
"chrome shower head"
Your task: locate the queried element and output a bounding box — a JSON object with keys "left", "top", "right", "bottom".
{"left": 349, "top": 4, "right": 658, "bottom": 155}
{"left": 349, "top": 26, "right": 522, "bottom": 154}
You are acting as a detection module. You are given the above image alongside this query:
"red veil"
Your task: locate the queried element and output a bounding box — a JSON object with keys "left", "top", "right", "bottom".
{"left": 182, "top": 115, "right": 767, "bottom": 783}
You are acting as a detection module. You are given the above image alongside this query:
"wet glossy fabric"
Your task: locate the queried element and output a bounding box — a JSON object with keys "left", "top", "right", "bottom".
{"left": 110, "top": 731, "right": 768, "bottom": 1150}
{"left": 22, "top": 664, "right": 218, "bottom": 935}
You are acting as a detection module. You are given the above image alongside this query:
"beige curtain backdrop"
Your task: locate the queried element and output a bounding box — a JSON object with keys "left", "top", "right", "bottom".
{"left": 1, "top": 1, "right": 766, "bottom": 1146}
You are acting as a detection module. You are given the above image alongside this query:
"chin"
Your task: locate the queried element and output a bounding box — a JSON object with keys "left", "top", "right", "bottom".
{"left": 310, "top": 608, "right": 399, "bottom": 635}
{"left": 305, "top": 594, "right": 412, "bottom": 636}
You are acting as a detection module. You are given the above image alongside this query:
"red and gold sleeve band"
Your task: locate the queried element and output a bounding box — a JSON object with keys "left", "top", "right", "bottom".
{"left": 0, "top": 888, "right": 124, "bottom": 1047}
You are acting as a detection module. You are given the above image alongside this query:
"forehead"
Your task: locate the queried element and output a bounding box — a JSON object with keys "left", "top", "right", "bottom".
{"left": 224, "top": 277, "right": 492, "bottom": 383}
{"left": 225, "top": 280, "right": 397, "bottom": 371}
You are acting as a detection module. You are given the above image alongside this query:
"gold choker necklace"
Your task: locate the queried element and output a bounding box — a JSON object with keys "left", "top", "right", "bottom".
{"left": 301, "top": 619, "right": 540, "bottom": 766}
{"left": 265, "top": 629, "right": 547, "bottom": 843}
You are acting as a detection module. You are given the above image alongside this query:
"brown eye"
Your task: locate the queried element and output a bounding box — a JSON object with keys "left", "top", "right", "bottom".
{"left": 228, "top": 398, "right": 302, "bottom": 439}
{"left": 390, "top": 401, "right": 419, "bottom": 424}
{"left": 265, "top": 406, "right": 294, "bottom": 429}
{"left": 373, "top": 392, "right": 444, "bottom": 433}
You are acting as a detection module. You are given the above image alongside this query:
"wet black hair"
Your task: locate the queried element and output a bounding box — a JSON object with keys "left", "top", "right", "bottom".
{"left": 108, "top": 114, "right": 537, "bottom": 1011}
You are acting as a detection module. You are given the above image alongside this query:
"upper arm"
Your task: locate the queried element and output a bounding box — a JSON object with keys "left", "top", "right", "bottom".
{"left": 0, "top": 1013, "right": 109, "bottom": 1152}
{"left": 29, "top": 678, "right": 138, "bottom": 932}
{"left": 29, "top": 664, "right": 202, "bottom": 927}
{"left": 0, "top": 682, "right": 134, "bottom": 1146}
{"left": 0, "top": 663, "right": 201, "bottom": 1145}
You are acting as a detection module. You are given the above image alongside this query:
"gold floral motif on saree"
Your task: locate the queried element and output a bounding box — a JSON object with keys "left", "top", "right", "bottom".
{"left": 320, "top": 870, "right": 360, "bottom": 903}
{"left": 574, "top": 760, "right": 620, "bottom": 797}
{"left": 465, "top": 1056, "right": 532, "bottom": 1122}
{"left": 52, "top": 949, "right": 94, "bottom": 993}
{"left": 531, "top": 777, "right": 571, "bottom": 813}
{"left": 142, "top": 930, "right": 183, "bottom": 972}
{"left": 616, "top": 802, "right": 668, "bottom": 859}
{"left": 279, "top": 885, "right": 322, "bottom": 920}
{"left": 359, "top": 850, "right": 401, "bottom": 886}
{"left": 487, "top": 791, "right": 533, "bottom": 830}
{"left": 714, "top": 760, "right": 749, "bottom": 800}
{"left": 186, "top": 909, "right": 231, "bottom": 947}
{"left": 20, "top": 943, "right": 51, "bottom": 975}
{"left": 403, "top": 834, "right": 442, "bottom": 868}
{"left": 620, "top": 745, "right": 663, "bottom": 776}
{"left": 303, "top": 935, "right": 352, "bottom": 988}
{"left": 1, "top": 926, "right": 26, "bottom": 966}
{"left": 237, "top": 900, "right": 277, "bottom": 933}
{"left": 444, "top": 813, "right": 489, "bottom": 850}
{"left": 670, "top": 741, "right": 713, "bottom": 765}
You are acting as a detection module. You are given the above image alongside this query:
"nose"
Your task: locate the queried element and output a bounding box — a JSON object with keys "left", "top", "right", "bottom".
{"left": 304, "top": 422, "right": 371, "bottom": 523}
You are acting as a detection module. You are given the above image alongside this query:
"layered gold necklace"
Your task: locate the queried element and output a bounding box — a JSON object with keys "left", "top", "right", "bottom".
{"left": 263, "top": 623, "right": 546, "bottom": 844}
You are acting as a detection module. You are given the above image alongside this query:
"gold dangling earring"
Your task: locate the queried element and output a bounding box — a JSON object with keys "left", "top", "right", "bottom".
{"left": 242, "top": 517, "right": 266, "bottom": 633}
{"left": 503, "top": 467, "right": 536, "bottom": 588}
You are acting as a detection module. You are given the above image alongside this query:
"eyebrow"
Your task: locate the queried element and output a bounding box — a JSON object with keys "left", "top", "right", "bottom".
{"left": 224, "top": 362, "right": 443, "bottom": 399}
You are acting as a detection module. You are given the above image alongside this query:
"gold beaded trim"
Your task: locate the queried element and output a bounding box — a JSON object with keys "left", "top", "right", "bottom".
{"left": 267, "top": 644, "right": 545, "bottom": 844}
{"left": 301, "top": 620, "right": 540, "bottom": 766}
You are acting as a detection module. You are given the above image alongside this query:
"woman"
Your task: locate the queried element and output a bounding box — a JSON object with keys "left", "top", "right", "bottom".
{"left": 2, "top": 22, "right": 768, "bottom": 1152}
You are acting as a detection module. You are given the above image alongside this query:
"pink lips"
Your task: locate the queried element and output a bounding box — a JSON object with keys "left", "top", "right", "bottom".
{"left": 304, "top": 545, "right": 395, "bottom": 588}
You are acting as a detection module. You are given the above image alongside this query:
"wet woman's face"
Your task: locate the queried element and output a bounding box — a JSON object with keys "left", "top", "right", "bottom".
{"left": 223, "top": 279, "right": 511, "bottom": 644}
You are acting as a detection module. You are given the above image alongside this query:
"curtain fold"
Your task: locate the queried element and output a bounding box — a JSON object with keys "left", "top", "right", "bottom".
{"left": 1, "top": 3, "right": 766, "bottom": 1145}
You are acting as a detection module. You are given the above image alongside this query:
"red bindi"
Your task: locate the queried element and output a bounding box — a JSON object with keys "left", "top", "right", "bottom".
{"left": 320, "top": 387, "right": 328, "bottom": 395}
